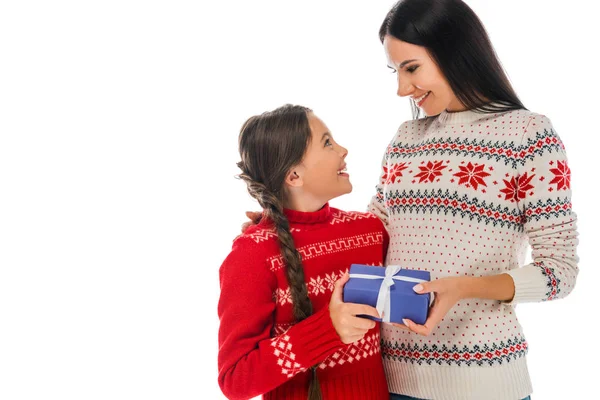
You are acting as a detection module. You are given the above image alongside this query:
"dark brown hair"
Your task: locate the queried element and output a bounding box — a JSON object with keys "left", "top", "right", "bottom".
{"left": 380, "top": 0, "right": 526, "bottom": 119}
{"left": 236, "top": 104, "right": 323, "bottom": 400}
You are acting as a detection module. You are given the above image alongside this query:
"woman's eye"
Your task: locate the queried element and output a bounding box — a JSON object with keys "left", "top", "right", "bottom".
{"left": 407, "top": 65, "right": 419, "bottom": 73}
{"left": 325, "top": 139, "right": 332, "bottom": 147}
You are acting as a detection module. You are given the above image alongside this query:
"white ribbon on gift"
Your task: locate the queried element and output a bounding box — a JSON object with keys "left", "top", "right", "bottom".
{"left": 348, "top": 265, "right": 434, "bottom": 323}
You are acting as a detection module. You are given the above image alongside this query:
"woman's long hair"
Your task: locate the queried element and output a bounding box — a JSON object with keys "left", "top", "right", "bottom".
{"left": 380, "top": 0, "right": 526, "bottom": 119}
{"left": 236, "top": 104, "right": 323, "bottom": 400}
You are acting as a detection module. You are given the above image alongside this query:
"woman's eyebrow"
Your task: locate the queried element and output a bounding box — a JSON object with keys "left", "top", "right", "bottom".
{"left": 398, "top": 59, "right": 418, "bottom": 68}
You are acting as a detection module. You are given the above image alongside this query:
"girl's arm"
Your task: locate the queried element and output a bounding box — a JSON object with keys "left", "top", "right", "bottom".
{"left": 217, "top": 238, "right": 345, "bottom": 400}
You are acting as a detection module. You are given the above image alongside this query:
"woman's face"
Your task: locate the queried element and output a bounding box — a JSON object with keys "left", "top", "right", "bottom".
{"left": 383, "top": 35, "right": 465, "bottom": 115}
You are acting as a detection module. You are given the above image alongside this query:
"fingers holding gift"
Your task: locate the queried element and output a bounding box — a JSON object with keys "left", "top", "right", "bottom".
{"left": 401, "top": 318, "right": 433, "bottom": 336}
{"left": 348, "top": 303, "right": 380, "bottom": 320}
{"left": 330, "top": 305, "right": 378, "bottom": 343}
{"left": 332, "top": 317, "right": 374, "bottom": 344}
{"left": 388, "top": 322, "right": 411, "bottom": 331}
{"left": 402, "top": 295, "right": 456, "bottom": 336}
{"left": 330, "top": 272, "right": 350, "bottom": 305}
{"left": 330, "top": 299, "right": 378, "bottom": 344}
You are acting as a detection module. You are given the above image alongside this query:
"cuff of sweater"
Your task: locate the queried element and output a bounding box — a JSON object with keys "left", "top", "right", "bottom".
{"left": 504, "top": 264, "right": 548, "bottom": 305}
{"left": 287, "top": 306, "right": 344, "bottom": 367}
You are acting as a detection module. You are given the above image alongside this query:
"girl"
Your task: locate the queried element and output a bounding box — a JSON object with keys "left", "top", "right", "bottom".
{"left": 370, "top": 1, "right": 578, "bottom": 399}
{"left": 218, "top": 105, "right": 390, "bottom": 400}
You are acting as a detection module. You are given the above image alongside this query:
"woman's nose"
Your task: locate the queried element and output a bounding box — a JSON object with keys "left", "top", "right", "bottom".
{"left": 397, "top": 77, "right": 414, "bottom": 97}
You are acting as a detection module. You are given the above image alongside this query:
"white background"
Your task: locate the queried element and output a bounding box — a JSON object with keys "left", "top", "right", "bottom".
{"left": 0, "top": 1, "right": 597, "bottom": 399}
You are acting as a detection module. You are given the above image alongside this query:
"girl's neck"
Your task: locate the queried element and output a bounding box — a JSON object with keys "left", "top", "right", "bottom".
{"left": 283, "top": 195, "right": 328, "bottom": 213}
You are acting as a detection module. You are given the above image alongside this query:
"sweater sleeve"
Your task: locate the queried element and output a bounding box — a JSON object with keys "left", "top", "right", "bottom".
{"left": 217, "top": 237, "right": 345, "bottom": 400}
{"left": 505, "top": 115, "right": 579, "bottom": 305}
{"left": 367, "top": 135, "right": 397, "bottom": 227}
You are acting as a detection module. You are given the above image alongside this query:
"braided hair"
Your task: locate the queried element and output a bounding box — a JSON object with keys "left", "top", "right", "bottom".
{"left": 236, "top": 104, "right": 323, "bottom": 399}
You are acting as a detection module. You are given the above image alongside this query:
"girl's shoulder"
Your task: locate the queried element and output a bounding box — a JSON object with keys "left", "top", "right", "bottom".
{"left": 329, "top": 207, "right": 386, "bottom": 232}
{"left": 221, "top": 224, "right": 278, "bottom": 278}
{"left": 230, "top": 223, "right": 281, "bottom": 259}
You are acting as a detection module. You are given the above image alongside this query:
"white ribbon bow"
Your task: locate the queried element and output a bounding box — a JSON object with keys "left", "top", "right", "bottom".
{"left": 348, "top": 265, "right": 432, "bottom": 323}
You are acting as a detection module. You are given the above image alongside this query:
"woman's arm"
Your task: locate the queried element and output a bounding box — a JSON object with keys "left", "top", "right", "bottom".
{"left": 399, "top": 114, "right": 579, "bottom": 335}
{"left": 504, "top": 114, "right": 579, "bottom": 304}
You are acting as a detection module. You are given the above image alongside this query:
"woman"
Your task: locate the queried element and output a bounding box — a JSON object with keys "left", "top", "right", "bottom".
{"left": 371, "top": 1, "right": 578, "bottom": 399}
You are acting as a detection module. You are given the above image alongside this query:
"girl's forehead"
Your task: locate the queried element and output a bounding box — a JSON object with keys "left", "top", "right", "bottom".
{"left": 308, "top": 114, "right": 328, "bottom": 135}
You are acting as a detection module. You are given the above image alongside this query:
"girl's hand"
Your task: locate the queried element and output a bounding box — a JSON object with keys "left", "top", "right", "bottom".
{"left": 391, "top": 276, "right": 469, "bottom": 336}
{"left": 241, "top": 211, "right": 262, "bottom": 233}
{"left": 329, "top": 272, "right": 381, "bottom": 344}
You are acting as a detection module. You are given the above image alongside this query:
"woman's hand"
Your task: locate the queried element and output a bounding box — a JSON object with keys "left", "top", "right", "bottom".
{"left": 241, "top": 211, "right": 262, "bottom": 233}
{"left": 391, "top": 276, "right": 470, "bottom": 336}
{"left": 329, "top": 272, "right": 381, "bottom": 344}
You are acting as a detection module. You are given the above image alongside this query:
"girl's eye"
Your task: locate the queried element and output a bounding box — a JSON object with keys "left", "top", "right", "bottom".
{"left": 325, "top": 139, "right": 332, "bottom": 147}
{"left": 407, "top": 65, "right": 419, "bottom": 73}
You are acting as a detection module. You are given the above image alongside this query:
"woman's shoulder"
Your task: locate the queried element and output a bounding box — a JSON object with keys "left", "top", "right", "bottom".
{"left": 496, "top": 108, "right": 554, "bottom": 127}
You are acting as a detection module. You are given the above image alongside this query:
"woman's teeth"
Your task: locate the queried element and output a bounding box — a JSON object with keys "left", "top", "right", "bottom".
{"left": 415, "top": 91, "right": 430, "bottom": 105}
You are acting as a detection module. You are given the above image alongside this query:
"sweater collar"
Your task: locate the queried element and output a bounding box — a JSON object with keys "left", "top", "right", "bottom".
{"left": 283, "top": 203, "right": 332, "bottom": 225}
{"left": 435, "top": 108, "right": 489, "bottom": 126}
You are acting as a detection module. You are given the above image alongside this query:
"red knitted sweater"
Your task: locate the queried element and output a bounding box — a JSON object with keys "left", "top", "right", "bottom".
{"left": 218, "top": 204, "right": 390, "bottom": 400}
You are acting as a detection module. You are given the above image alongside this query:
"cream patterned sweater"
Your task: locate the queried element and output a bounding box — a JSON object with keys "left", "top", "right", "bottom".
{"left": 368, "top": 108, "right": 579, "bottom": 400}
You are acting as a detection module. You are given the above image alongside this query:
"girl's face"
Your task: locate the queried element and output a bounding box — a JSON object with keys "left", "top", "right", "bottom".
{"left": 383, "top": 35, "right": 465, "bottom": 115}
{"left": 284, "top": 113, "right": 351, "bottom": 210}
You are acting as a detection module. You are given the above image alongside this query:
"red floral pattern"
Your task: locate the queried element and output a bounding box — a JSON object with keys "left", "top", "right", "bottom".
{"left": 452, "top": 162, "right": 490, "bottom": 190}
{"left": 382, "top": 162, "right": 409, "bottom": 185}
{"left": 549, "top": 160, "right": 571, "bottom": 190}
{"left": 414, "top": 160, "right": 448, "bottom": 183}
{"left": 499, "top": 172, "right": 536, "bottom": 202}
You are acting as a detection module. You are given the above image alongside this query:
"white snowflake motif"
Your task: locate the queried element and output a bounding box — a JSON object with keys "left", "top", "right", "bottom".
{"left": 324, "top": 272, "right": 339, "bottom": 291}
{"left": 276, "top": 288, "right": 292, "bottom": 306}
{"left": 309, "top": 276, "right": 326, "bottom": 295}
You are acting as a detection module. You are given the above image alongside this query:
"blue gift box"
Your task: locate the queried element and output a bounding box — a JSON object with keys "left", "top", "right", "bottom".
{"left": 342, "top": 264, "right": 431, "bottom": 325}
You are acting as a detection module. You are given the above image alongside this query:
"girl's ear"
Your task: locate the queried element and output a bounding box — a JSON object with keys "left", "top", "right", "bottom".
{"left": 284, "top": 167, "right": 304, "bottom": 189}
